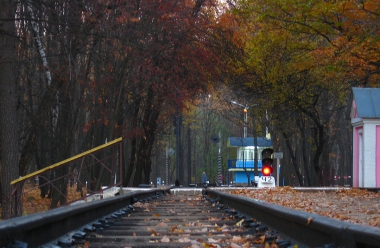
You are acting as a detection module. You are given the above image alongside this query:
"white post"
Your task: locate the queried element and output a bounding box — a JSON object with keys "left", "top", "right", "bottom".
{"left": 243, "top": 107, "right": 247, "bottom": 138}
{"left": 277, "top": 159, "right": 280, "bottom": 187}
{"left": 218, "top": 131, "right": 222, "bottom": 185}
{"left": 166, "top": 147, "right": 168, "bottom": 185}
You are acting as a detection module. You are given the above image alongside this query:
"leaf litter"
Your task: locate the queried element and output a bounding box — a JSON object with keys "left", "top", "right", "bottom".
{"left": 230, "top": 186, "right": 380, "bottom": 227}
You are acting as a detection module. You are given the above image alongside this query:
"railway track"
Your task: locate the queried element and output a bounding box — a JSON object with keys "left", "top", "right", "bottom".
{"left": 69, "top": 193, "right": 294, "bottom": 248}
{"left": 1, "top": 187, "right": 380, "bottom": 247}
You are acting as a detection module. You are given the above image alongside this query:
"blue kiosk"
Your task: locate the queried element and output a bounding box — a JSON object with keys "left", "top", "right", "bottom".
{"left": 227, "top": 137, "right": 273, "bottom": 185}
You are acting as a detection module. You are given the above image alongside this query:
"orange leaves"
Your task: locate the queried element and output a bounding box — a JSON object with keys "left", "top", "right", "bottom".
{"left": 201, "top": 243, "right": 218, "bottom": 248}
{"left": 19, "top": 183, "right": 87, "bottom": 216}
{"left": 83, "top": 123, "right": 91, "bottom": 133}
{"left": 115, "top": 15, "right": 140, "bottom": 24}
{"left": 161, "top": 13, "right": 177, "bottom": 20}
{"left": 156, "top": 222, "right": 168, "bottom": 227}
{"left": 230, "top": 187, "right": 380, "bottom": 227}
{"left": 252, "top": 235, "right": 265, "bottom": 244}
{"left": 368, "top": 218, "right": 380, "bottom": 227}
{"left": 231, "top": 235, "right": 246, "bottom": 243}
{"left": 83, "top": 241, "right": 90, "bottom": 248}
{"left": 236, "top": 0, "right": 380, "bottom": 102}
{"left": 208, "top": 216, "right": 220, "bottom": 221}
{"left": 129, "top": 17, "right": 140, "bottom": 23}
{"left": 133, "top": 201, "right": 153, "bottom": 211}
{"left": 306, "top": 217, "right": 313, "bottom": 225}
{"left": 147, "top": 227, "right": 159, "bottom": 236}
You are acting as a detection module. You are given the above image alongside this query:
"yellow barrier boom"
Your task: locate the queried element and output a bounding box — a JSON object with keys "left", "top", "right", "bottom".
{"left": 11, "top": 137, "right": 123, "bottom": 185}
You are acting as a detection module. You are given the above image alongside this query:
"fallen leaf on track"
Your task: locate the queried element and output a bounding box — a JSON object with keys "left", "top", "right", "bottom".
{"left": 178, "top": 237, "right": 191, "bottom": 242}
{"left": 307, "top": 217, "right": 313, "bottom": 225}
{"left": 157, "top": 222, "right": 168, "bottom": 227}
{"left": 253, "top": 235, "right": 265, "bottom": 244}
{"left": 208, "top": 238, "right": 219, "bottom": 242}
{"left": 231, "top": 235, "right": 246, "bottom": 243}
{"left": 161, "top": 235, "right": 170, "bottom": 243}
{"left": 230, "top": 187, "right": 380, "bottom": 227}
{"left": 230, "top": 243, "right": 242, "bottom": 248}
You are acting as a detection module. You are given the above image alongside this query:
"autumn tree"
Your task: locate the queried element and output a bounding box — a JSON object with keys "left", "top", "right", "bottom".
{"left": 230, "top": 0, "right": 380, "bottom": 186}
{"left": 113, "top": 0, "right": 242, "bottom": 186}
{"left": 0, "top": 0, "right": 245, "bottom": 216}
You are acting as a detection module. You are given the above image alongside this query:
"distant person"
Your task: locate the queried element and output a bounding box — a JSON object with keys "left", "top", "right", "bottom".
{"left": 201, "top": 171, "right": 207, "bottom": 185}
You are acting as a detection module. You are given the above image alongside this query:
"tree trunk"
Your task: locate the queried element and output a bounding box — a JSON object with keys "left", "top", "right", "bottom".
{"left": 142, "top": 111, "right": 159, "bottom": 184}
{"left": 312, "top": 125, "right": 326, "bottom": 186}
{"left": 134, "top": 88, "right": 160, "bottom": 186}
{"left": 282, "top": 131, "right": 304, "bottom": 186}
{"left": 124, "top": 100, "right": 141, "bottom": 187}
{"left": 297, "top": 117, "right": 311, "bottom": 186}
{"left": 0, "top": 0, "right": 20, "bottom": 218}
{"left": 187, "top": 126, "right": 192, "bottom": 186}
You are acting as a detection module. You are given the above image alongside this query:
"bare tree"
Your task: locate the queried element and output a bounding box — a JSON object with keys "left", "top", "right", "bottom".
{"left": 0, "top": 0, "right": 20, "bottom": 218}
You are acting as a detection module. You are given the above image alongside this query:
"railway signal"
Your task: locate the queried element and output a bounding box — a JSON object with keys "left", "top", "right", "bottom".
{"left": 261, "top": 161, "right": 273, "bottom": 176}
{"left": 258, "top": 148, "right": 275, "bottom": 187}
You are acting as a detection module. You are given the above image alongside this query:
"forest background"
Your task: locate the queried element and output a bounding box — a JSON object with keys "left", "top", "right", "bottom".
{"left": 0, "top": 0, "right": 379, "bottom": 218}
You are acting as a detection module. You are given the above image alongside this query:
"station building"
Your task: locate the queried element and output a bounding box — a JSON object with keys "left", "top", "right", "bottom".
{"left": 227, "top": 137, "right": 272, "bottom": 185}
{"left": 351, "top": 87, "right": 380, "bottom": 187}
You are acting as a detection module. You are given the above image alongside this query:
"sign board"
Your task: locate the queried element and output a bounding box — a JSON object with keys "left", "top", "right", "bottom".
{"left": 273, "top": 152, "right": 283, "bottom": 159}
{"left": 257, "top": 176, "right": 275, "bottom": 188}
{"left": 167, "top": 148, "right": 175, "bottom": 156}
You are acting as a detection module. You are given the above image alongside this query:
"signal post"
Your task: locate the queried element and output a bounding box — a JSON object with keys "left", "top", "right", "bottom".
{"left": 258, "top": 148, "right": 276, "bottom": 187}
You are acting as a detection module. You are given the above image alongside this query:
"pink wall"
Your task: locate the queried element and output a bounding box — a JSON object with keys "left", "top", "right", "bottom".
{"left": 352, "top": 101, "right": 358, "bottom": 118}
{"left": 353, "top": 126, "right": 361, "bottom": 187}
{"left": 377, "top": 126, "right": 380, "bottom": 187}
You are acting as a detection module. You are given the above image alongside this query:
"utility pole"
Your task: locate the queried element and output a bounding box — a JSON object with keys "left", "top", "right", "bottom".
{"left": 231, "top": 101, "right": 259, "bottom": 178}
{"left": 175, "top": 111, "right": 181, "bottom": 186}
{"left": 231, "top": 101, "right": 249, "bottom": 137}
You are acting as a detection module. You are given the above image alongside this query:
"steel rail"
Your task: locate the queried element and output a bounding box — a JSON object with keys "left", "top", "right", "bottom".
{"left": 0, "top": 187, "right": 171, "bottom": 247}
{"left": 205, "top": 189, "right": 380, "bottom": 248}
